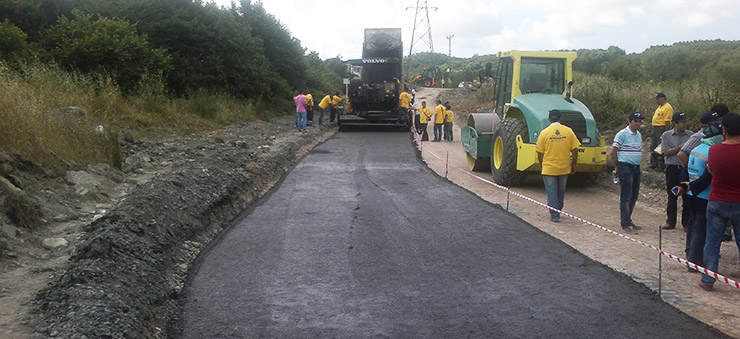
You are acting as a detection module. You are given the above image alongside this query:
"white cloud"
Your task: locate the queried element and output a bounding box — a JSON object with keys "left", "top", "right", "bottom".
{"left": 212, "top": 0, "right": 740, "bottom": 58}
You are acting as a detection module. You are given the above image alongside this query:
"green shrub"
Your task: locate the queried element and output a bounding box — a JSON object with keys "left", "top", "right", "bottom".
{"left": 43, "top": 10, "right": 171, "bottom": 93}
{"left": 0, "top": 19, "right": 33, "bottom": 65}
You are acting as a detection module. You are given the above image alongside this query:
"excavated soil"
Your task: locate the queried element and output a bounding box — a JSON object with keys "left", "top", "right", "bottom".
{"left": 0, "top": 118, "right": 335, "bottom": 338}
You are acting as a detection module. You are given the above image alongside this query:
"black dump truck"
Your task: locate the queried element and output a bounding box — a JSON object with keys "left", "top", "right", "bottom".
{"left": 341, "top": 28, "right": 407, "bottom": 129}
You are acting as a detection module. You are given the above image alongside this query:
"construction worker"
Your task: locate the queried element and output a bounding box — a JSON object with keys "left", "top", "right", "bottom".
{"left": 650, "top": 93, "right": 673, "bottom": 171}
{"left": 399, "top": 88, "right": 412, "bottom": 124}
{"left": 305, "top": 91, "right": 314, "bottom": 126}
{"left": 674, "top": 118, "right": 723, "bottom": 272}
{"left": 318, "top": 93, "right": 332, "bottom": 126}
{"left": 443, "top": 102, "right": 454, "bottom": 141}
{"left": 536, "top": 110, "right": 580, "bottom": 222}
{"left": 330, "top": 93, "right": 343, "bottom": 123}
{"left": 433, "top": 100, "right": 445, "bottom": 142}
{"left": 413, "top": 101, "right": 432, "bottom": 141}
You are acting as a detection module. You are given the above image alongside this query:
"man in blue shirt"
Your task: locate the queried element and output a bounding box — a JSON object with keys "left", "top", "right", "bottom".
{"left": 610, "top": 112, "right": 644, "bottom": 234}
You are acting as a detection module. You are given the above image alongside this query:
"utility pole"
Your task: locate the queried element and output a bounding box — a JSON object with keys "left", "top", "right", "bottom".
{"left": 406, "top": 1, "right": 437, "bottom": 57}
{"left": 446, "top": 34, "right": 454, "bottom": 57}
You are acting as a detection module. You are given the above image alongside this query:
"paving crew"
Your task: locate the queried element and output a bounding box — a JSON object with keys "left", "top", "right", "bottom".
{"left": 698, "top": 113, "right": 740, "bottom": 291}
{"left": 660, "top": 112, "right": 693, "bottom": 230}
{"left": 675, "top": 118, "right": 723, "bottom": 271}
{"left": 413, "top": 101, "right": 432, "bottom": 141}
{"left": 433, "top": 100, "right": 445, "bottom": 142}
{"left": 305, "top": 91, "right": 315, "bottom": 126}
{"left": 330, "top": 93, "right": 343, "bottom": 123}
{"left": 443, "top": 102, "right": 454, "bottom": 141}
{"left": 399, "top": 88, "right": 412, "bottom": 125}
{"left": 650, "top": 93, "right": 673, "bottom": 171}
{"left": 536, "top": 110, "right": 580, "bottom": 223}
{"left": 318, "top": 93, "right": 332, "bottom": 126}
{"left": 611, "top": 112, "right": 644, "bottom": 234}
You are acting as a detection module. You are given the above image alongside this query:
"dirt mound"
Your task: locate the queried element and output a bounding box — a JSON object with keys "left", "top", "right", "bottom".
{"left": 27, "top": 119, "right": 335, "bottom": 338}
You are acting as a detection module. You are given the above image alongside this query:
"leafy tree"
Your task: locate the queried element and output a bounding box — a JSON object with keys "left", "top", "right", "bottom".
{"left": 303, "top": 52, "right": 343, "bottom": 94}
{"left": 43, "top": 10, "right": 170, "bottom": 92}
{"left": 0, "top": 19, "right": 33, "bottom": 64}
{"left": 0, "top": 0, "right": 78, "bottom": 41}
{"left": 573, "top": 46, "right": 625, "bottom": 75}
{"left": 237, "top": 1, "right": 307, "bottom": 90}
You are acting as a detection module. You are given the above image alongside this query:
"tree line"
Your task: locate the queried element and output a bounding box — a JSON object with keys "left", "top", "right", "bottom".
{"left": 0, "top": 0, "right": 345, "bottom": 110}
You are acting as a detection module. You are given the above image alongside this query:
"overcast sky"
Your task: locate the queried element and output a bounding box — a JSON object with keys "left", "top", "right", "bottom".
{"left": 214, "top": 0, "right": 739, "bottom": 60}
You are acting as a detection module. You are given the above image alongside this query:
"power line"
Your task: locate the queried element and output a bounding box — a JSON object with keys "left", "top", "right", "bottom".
{"left": 406, "top": 0, "right": 437, "bottom": 57}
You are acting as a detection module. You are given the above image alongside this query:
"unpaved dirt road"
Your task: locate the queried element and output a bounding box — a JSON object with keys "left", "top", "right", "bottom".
{"left": 177, "top": 129, "right": 726, "bottom": 338}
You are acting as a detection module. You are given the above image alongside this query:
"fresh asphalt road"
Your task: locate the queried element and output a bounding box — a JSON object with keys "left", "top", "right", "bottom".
{"left": 177, "top": 130, "right": 726, "bottom": 338}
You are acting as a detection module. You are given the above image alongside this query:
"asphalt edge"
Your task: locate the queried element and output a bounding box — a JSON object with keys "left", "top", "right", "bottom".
{"left": 32, "top": 125, "right": 337, "bottom": 338}
{"left": 410, "top": 134, "right": 731, "bottom": 338}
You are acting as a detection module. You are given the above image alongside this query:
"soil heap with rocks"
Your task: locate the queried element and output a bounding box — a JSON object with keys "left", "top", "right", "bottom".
{"left": 0, "top": 117, "right": 334, "bottom": 338}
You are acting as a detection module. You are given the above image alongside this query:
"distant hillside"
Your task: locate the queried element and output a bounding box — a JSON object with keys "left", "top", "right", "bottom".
{"left": 404, "top": 40, "right": 740, "bottom": 90}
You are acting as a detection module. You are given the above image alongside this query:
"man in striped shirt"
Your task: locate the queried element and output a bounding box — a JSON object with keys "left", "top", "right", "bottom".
{"left": 611, "top": 112, "right": 644, "bottom": 233}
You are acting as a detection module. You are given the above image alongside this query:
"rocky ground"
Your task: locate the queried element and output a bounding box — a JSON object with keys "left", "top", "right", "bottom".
{"left": 0, "top": 117, "right": 335, "bottom": 338}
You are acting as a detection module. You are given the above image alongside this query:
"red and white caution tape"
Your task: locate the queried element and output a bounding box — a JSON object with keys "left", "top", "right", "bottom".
{"left": 416, "top": 139, "right": 740, "bottom": 290}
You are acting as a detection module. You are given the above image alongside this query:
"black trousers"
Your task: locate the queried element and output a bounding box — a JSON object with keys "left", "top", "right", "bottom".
{"left": 329, "top": 106, "right": 337, "bottom": 122}
{"left": 650, "top": 126, "right": 665, "bottom": 169}
{"left": 420, "top": 123, "right": 429, "bottom": 141}
{"left": 665, "top": 164, "right": 690, "bottom": 227}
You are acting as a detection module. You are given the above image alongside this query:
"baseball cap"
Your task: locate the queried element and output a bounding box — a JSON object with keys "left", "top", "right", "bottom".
{"left": 702, "top": 119, "right": 723, "bottom": 138}
{"left": 700, "top": 111, "right": 720, "bottom": 124}
{"left": 549, "top": 109, "right": 562, "bottom": 120}
{"left": 628, "top": 112, "right": 644, "bottom": 121}
{"left": 656, "top": 93, "right": 666, "bottom": 99}
{"left": 672, "top": 112, "right": 688, "bottom": 122}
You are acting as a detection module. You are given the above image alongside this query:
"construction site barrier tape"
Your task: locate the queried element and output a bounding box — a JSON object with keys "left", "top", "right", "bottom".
{"left": 412, "top": 132, "right": 740, "bottom": 290}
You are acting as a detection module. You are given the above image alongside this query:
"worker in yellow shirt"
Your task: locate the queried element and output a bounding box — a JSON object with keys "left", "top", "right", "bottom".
{"left": 318, "top": 93, "right": 332, "bottom": 126}
{"left": 305, "top": 92, "right": 314, "bottom": 126}
{"left": 433, "top": 100, "right": 445, "bottom": 142}
{"left": 399, "top": 88, "right": 412, "bottom": 125}
{"left": 413, "top": 101, "right": 432, "bottom": 141}
{"left": 650, "top": 92, "right": 673, "bottom": 171}
{"left": 330, "top": 93, "right": 343, "bottom": 123}
{"left": 443, "top": 102, "right": 454, "bottom": 141}
{"left": 536, "top": 110, "right": 580, "bottom": 222}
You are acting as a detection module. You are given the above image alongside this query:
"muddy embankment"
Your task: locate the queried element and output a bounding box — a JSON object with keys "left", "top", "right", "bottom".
{"left": 32, "top": 120, "right": 335, "bottom": 338}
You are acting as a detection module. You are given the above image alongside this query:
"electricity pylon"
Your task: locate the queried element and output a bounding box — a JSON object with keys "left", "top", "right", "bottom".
{"left": 406, "top": 0, "right": 437, "bottom": 57}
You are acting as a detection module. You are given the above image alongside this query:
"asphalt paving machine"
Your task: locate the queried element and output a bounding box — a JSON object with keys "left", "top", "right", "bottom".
{"left": 342, "top": 28, "right": 408, "bottom": 129}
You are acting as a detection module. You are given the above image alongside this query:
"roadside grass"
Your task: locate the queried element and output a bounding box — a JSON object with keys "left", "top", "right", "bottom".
{"left": 574, "top": 72, "right": 740, "bottom": 135}
{"left": 0, "top": 62, "right": 261, "bottom": 175}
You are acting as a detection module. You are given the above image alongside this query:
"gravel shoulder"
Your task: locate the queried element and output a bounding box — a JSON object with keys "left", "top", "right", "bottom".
{"left": 0, "top": 117, "right": 335, "bottom": 338}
